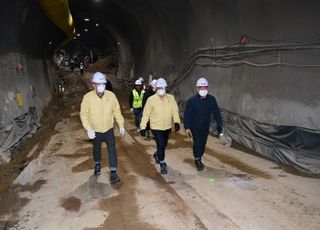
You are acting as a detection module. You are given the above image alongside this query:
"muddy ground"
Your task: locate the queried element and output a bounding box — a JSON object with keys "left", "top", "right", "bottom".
{"left": 0, "top": 70, "right": 319, "bottom": 230}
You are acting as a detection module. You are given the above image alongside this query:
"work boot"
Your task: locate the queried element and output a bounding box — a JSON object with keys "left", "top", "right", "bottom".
{"left": 153, "top": 152, "right": 160, "bottom": 164}
{"left": 110, "top": 171, "right": 121, "bottom": 184}
{"left": 94, "top": 163, "right": 101, "bottom": 175}
{"left": 160, "top": 163, "right": 167, "bottom": 174}
{"left": 195, "top": 160, "right": 204, "bottom": 171}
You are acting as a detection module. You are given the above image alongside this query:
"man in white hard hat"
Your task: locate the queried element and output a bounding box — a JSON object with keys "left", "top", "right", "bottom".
{"left": 129, "top": 79, "right": 145, "bottom": 132}
{"left": 142, "top": 79, "right": 157, "bottom": 140}
{"left": 80, "top": 72, "right": 125, "bottom": 183}
{"left": 140, "top": 78, "right": 181, "bottom": 174}
{"left": 184, "top": 77, "right": 223, "bottom": 171}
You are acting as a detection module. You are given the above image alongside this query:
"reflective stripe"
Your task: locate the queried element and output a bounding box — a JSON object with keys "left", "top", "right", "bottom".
{"left": 132, "top": 89, "right": 145, "bottom": 108}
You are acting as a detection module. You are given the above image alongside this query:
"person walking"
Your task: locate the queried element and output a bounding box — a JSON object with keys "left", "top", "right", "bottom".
{"left": 142, "top": 79, "right": 157, "bottom": 140}
{"left": 129, "top": 79, "right": 145, "bottom": 132}
{"left": 80, "top": 71, "right": 125, "bottom": 183}
{"left": 183, "top": 77, "right": 224, "bottom": 171}
{"left": 79, "top": 62, "right": 84, "bottom": 76}
{"left": 140, "top": 78, "right": 181, "bottom": 174}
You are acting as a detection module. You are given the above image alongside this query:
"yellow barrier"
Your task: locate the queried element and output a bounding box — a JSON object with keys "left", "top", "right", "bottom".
{"left": 37, "top": 0, "right": 75, "bottom": 38}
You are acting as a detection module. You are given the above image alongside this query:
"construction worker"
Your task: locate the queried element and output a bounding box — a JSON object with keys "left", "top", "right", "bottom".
{"left": 140, "top": 78, "right": 181, "bottom": 174}
{"left": 80, "top": 72, "right": 125, "bottom": 184}
{"left": 79, "top": 62, "right": 84, "bottom": 76}
{"left": 184, "top": 77, "right": 223, "bottom": 171}
{"left": 129, "top": 79, "right": 145, "bottom": 132}
{"left": 142, "top": 79, "right": 157, "bottom": 140}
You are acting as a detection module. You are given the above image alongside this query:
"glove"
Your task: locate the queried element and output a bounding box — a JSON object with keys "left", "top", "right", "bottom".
{"left": 185, "top": 129, "right": 193, "bottom": 138}
{"left": 119, "top": 128, "right": 126, "bottom": 136}
{"left": 87, "top": 129, "right": 96, "bottom": 139}
{"left": 218, "top": 133, "right": 225, "bottom": 140}
{"left": 140, "top": 129, "right": 146, "bottom": 137}
{"left": 130, "top": 108, "right": 134, "bottom": 113}
{"left": 174, "top": 123, "right": 180, "bottom": 132}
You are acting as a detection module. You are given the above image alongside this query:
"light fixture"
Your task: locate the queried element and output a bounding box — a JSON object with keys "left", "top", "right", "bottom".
{"left": 95, "top": 23, "right": 99, "bottom": 27}
{"left": 84, "top": 29, "right": 88, "bottom": 32}
{"left": 84, "top": 18, "right": 90, "bottom": 21}
{"left": 77, "top": 33, "right": 80, "bottom": 37}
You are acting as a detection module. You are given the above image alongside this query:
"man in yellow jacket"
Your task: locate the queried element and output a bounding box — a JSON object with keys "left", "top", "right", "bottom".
{"left": 80, "top": 72, "right": 125, "bottom": 184}
{"left": 140, "top": 78, "right": 181, "bottom": 174}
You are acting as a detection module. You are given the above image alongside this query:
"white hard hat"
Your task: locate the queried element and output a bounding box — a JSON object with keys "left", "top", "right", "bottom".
{"left": 135, "top": 79, "right": 142, "bottom": 85}
{"left": 155, "top": 78, "right": 167, "bottom": 88}
{"left": 138, "top": 77, "right": 144, "bottom": 82}
{"left": 196, "top": 77, "right": 208, "bottom": 87}
{"left": 92, "top": 72, "right": 107, "bottom": 83}
{"left": 151, "top": 79, "right": 157, "bottom": 88}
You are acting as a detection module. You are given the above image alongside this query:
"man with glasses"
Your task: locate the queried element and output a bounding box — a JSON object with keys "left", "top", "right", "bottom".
{"left": 184, "top": 77, "right": 223, "bottom": 171}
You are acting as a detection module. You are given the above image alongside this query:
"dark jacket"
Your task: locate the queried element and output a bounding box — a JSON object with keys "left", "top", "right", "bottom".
{"left": 142, "top": 87, "right": 155, "bottom": 108}
{"left": 184, "top": 94, "right": 223, "bottom": 133}
{"left": 106, "top": 81, "right": 114, "bottom": 92}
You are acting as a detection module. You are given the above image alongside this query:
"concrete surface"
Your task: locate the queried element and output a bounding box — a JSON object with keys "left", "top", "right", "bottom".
{"left": 0, "top": 72, "right": 319, "bottom": 230}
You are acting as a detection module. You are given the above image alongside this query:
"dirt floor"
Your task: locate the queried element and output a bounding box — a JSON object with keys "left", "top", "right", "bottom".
{"left": 0, "top": 70, "right": 320, "bottom": 230}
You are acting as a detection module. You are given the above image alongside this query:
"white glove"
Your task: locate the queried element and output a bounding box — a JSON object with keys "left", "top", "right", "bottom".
{"left": 218, "top": 133, "right": 225, "bottom": 140}
{"left": 130, "top": 108, "right": 134, "bottom": 113}
{"left": 119, "top": 127, "right": 126, "bottom": 136}
{"left": 87, "top": 129, "right": 96, "bottom": 139}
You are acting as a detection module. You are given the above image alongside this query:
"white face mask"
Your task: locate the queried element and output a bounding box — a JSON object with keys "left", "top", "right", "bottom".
{"left": 157, "top": 89, "right": 166, "bottom": 96}
{"left": 199, "top": 89, "right": 208, "bottom": 97}
{"left": 96, "top": 84, "right": 106, "bottom": 94}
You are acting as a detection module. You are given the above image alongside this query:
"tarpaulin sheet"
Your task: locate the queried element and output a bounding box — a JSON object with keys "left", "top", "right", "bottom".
{"left": 221, "top": 109, "right": 320, "bottom": 175}
{"left": 0, "top": 107, "right": 40, "bottom": 163}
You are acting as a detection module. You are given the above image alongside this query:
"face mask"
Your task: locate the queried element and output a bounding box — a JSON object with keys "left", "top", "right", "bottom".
{"left": 96, "top": 84, "right": 106, "bottom": 94}
{"left": 157, "top": 89, "right": 166, "bottom": 96}
{"left": 199, "top": 89, "right": 208, "bottom": 97}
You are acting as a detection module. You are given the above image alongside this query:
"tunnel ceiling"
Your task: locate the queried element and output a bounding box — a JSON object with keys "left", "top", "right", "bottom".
{"left": 64, "top": 0, "right": 194, "bottom": 74}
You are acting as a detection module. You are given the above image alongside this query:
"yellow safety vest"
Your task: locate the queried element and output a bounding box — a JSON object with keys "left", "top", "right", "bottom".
{"left": 132, "top": 89, "right": 145, "bottom": 108}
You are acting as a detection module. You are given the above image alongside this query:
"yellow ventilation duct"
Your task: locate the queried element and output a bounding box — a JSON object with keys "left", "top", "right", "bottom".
{"left": 37, "top": 0, "right": 75, "bottom": 38}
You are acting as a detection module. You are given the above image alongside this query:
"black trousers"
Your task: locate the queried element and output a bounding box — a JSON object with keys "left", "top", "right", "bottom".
{"left": 191, "top": 128, "right": 209, "bottom": 160}
{"left": 93, "top": 128, "right": 117, "bottom": 171}
{"left": 152, "top": 129, "right": 171, "bottom": 162}
{"left": 133, "top": 108, "right": 143, "bottom": 128}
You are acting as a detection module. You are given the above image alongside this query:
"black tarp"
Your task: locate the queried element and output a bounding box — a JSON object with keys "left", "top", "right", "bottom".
{"left": 0, "top": 107, "right": 40, "bottom": 163}
{"left": 222, "top": 109, "right": 320, "bottom": 175}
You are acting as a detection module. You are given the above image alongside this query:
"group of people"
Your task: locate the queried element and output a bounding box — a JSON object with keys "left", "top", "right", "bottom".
{"left": 80, "top": 72, "right": 224, "bottom": 184}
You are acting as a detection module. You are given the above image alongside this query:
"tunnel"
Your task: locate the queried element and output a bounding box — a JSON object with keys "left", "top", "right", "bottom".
{"left": 1, "top": 1, "right": 320, "bottom": 174}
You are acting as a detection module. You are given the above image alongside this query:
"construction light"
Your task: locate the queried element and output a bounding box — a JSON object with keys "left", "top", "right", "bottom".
{"left": 84, "top": 18, "right": 90, "bottom": 21}
{"left": 84, "top": 29, "right": 88, "bottom": 32}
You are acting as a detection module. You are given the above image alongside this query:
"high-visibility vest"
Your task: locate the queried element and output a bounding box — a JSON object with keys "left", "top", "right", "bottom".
{"left": 132, "top": 89, "right": 145, "bottom": 108}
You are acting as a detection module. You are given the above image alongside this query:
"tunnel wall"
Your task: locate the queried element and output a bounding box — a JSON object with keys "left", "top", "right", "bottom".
{"left": 170, "top": 0, "right": 320, "bottom": 174}
{"left": 0, "top": 1, "right": 65, "bottom": 162}
{"left": 111, "top": 0, "right": 320, "bottom": 173}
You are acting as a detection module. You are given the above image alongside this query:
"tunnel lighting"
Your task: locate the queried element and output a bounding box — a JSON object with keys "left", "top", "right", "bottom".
{"left": 48, "top": 41, "right": 52, "bottom": 45}
{"left": 84, "top": 29, "right": 88, "bottom": 32}
{"left": 117, "top": 42, "right": 120, "bottom": 45}
{"left": 73, "top": 37, "right": 77, "bottom": 40}
{"left": 95, "top": 23, "right": 99, "bottom": 27}
{"left": 77, "top": 33, "right": 80, "bottom": 37}
{"left": 84, "top": 18, "right": 90, "bottom": 22}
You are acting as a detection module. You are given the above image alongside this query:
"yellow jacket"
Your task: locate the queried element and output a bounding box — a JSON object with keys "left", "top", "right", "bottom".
{"left": 140, "top": 93, "right": 180, "bottom": 130}
{"left": 80, "top": 90, "right": 124, "bottom": 132}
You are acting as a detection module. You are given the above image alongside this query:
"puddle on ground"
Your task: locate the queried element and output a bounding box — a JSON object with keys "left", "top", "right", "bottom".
{"left": 60, "top": 196, "right": 82, "bottom": 212}
{"left": 85, "top": 175, "right": 155, "bottom": 230}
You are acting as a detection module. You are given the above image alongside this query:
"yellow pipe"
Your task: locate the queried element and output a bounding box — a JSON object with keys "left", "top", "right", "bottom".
{"left": 37, "top": 0, "right": 75, "bottom": 38}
